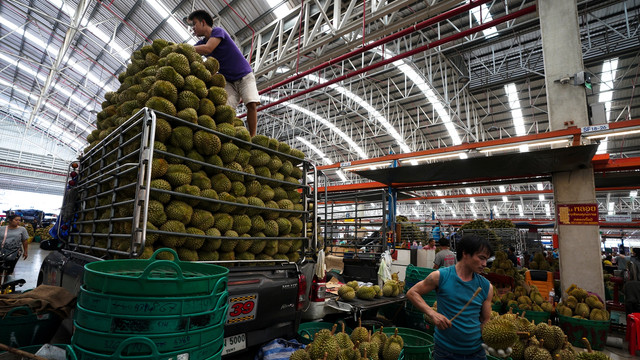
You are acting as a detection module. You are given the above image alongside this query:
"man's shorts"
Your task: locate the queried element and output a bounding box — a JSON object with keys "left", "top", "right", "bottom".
{"left": 225, "top": 72, "right": 260, "bottom": 108}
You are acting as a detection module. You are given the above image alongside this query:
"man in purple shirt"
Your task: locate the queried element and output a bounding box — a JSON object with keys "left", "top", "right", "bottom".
{"left": 187, "top": 10, "right": 259, "bottom": 136}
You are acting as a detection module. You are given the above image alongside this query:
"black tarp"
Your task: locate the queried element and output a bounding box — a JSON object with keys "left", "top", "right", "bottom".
{"left": 353, "top": 144, "right": 599, "bottom": 185}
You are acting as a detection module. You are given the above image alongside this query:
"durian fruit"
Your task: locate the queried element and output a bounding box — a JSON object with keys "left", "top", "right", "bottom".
{"left": 552, "top": 337, "right": 576, "bottom": 360}
{"left": 350, "top": 319, "right": 369, "bottom": 345}
{"left": 556, "top": 304, "right": 573, "bottom": 317}
{"left": 358, "top": 331, "right": 379, "bottom": 360}
{"left": 335, "top": 323, "right": 354, "bottom": 350}
{"left": 346, "top": 281, "right": 359, "bottom": 291}
{"left": 585, "top": 295, "right": 604, "bottom": 310}
{"left": 309, "top": 324, "right": 339, "bottom": 360}
{"left": 565, "top": 295, "right": 578, "bottom": 310}
{"left": 575, "top": 302, "right": 590, "bottom": 318}
{"left": 356, "top": 286, "right": 376, "bottom": 300}
{"left": 569, "top": 287, "right": 588, "bottom": 302}
{"left": 373, "top": 285, "right": 382, "bottom": 298}
{"left": 290, "top": 348, "right": 311, "bottom": 360}
{"left": 338, "top": 285, "right": 356, "bottom": 302}
{"left": 382, "top": 328, "right": 404, "bottom": 360}
{"left": 482, "top": 317, "right": 518, "bottom": 350}
{"left": 337, "top": 342, "right": 359, "bottom": 360}
{"left": 524, "top": 340, "right": 553, "bottom": 360}
{"left": 370, "top": 327, "right": 388, "bottom": 358}
{"left": 514, "top": 313, "right": 535, "bottom": 335}
{"left": 575, "top": 338, "right": 612, "bottom": 360}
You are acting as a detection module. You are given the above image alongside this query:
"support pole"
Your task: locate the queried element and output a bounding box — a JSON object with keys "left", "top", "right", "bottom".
{"left": 539, "top": 0, "right": 604, "bottom": 299}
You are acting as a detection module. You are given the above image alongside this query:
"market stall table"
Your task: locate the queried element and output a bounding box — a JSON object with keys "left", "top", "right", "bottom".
{"left": 325, "top": 293, "right": 407, "bottom": 321}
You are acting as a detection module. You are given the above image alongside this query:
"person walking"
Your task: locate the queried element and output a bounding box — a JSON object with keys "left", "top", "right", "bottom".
{"left": 433, "top": 237, "right": 456, "bottom": 269}
{"left": 1, "top": 214, "right": 29, "bottom": 275}
{"left": 188, "top": 10, "right": 260, "bottom": 136}
{"left": 407, "top": 234, "right": 494, "bottom": 360}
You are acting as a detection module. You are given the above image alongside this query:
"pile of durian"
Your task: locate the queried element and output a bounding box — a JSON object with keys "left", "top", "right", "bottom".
{"left": 34, "top": 224, "right": 55, "bottom": 241}
{"left": 489, "top": 251, "right": 517, "bottom": 277}
{"left": 72, "top": 40, "right": 310, "bottom": 262}
{"left": 20, "top": 222, "right": 35, "bottom": 238}
{"left": 292, "top": 322, "right": 404, "bottom": 360}
{"left": 338, "top": 279, "right": 403, "bottom": 301}
{"left": 528, "top": 252, "right": 552, "bottom": 271}
{"left": 556, "top": 285, "right": 609, "bottom": 321}
{"left": 497, "top": 285, "right": 554, "bottom": 314}
{"left": 482, "top": 312, "right": 611, "bottom": 360}
{"left": 460, "top": 220, "right": 503, "bottom": 251}
{"left": 395, "top": 216, "right": 427, "bottom": 244}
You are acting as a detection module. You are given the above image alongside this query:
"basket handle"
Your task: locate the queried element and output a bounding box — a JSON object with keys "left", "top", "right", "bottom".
{"left": 298, "top": 328, "right": 315, "bottom": 339}
{"left": 4, "top": 306, "right": 34, "bottom": 317}
{"left": 64, "top": 344, "right": 78, "bottom": 360}
{"left": 140, "top": 248, "right": 185, "bottom": 281}
{"left": 111, "top": 337, "right": 159, "bottom": 358}
{"left": 212, "top": 276, "right": 228, "bottom": 295}
{"left": 215, "top": 290, "right": 229, "bottom": 310}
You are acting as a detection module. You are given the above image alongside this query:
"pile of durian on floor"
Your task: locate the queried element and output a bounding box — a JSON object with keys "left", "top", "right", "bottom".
{"left": 292, "top": 322, "right": 404, "bottom": 360}
{"left": 481, "top": 311, "right": 611, "bottom": 360}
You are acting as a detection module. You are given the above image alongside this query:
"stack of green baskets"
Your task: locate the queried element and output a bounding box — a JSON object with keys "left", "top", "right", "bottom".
{"left": 402, "top": 265, "right": 437, "bottom": 333}
{"left": 72, "top": 248, "right": 229, "bottom": 360}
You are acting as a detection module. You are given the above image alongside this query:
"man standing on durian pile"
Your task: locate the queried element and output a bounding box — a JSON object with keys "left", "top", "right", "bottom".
{"left": 407, "top": 234, "right": 494, "bottom": 360}
{"left": 187, "top": 10, "right": 260, "bottom": 136}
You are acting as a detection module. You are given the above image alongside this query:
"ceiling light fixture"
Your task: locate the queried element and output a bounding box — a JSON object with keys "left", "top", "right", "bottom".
{"left": 342, "top": 160, "right": 393, "bottom": 172}
{"left": 306, "top": 74, "right": 412, "bottom": 153}
{"left": 399, "top": 150, "right": 467, "bottom": 165}
{"left": 585, "top": 128, "right": 640, "bottom": 140}
{"left": 296, "top": 136, "right": 348, "bottom": 182}
{"left": 262, "top": 95, "right": 368, "bottom": 159}
{"left": 478, "top": 138, "right": 571, "bottom": 153}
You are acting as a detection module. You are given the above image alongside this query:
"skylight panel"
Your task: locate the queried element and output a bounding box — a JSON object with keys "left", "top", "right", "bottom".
{"left": 470, "top": 2, "right": 498, "bottom": 38}
{"left": 296, "top": 136, "right": 348, "bottom": 182}
{"left": 263, "top": 95, "right": 367, "bottom": 159}
{"left": 306, "top": 74, "right": 412, "bottom": 153}
{"left": 596, "top": 58, "right": 619, "bottom": 154}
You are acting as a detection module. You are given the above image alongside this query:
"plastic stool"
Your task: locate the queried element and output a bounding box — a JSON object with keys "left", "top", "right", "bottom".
{"left": 627, "top": 313, "right": 640, "bottom": 355}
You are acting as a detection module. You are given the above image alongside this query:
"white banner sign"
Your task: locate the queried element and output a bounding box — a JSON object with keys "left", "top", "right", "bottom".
{"left": 604, "top": 215, "right": 632, "bottom": 223}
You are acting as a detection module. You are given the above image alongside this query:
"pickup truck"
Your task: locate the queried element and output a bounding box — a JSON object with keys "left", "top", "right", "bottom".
{"left": 38, "top": 109, "right": 320, "bottom": 356}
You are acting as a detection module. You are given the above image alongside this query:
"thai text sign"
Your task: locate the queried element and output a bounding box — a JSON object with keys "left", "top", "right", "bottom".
{"left": 557, "top": 204, "right": 599, "bottom": 225}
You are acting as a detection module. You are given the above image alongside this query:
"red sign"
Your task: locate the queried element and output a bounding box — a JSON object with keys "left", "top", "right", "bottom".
{"left": 557, "top": 204, "right": 599, "bottom": 225}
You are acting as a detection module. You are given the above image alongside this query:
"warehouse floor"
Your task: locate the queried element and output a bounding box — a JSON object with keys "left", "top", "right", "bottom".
{"left": 6, "top": 243, "right": 637, "bottom": 360}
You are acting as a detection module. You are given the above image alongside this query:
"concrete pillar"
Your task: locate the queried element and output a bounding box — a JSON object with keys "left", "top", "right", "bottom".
{"left": 539, "top": 0, "right": 604, "bottom": 299}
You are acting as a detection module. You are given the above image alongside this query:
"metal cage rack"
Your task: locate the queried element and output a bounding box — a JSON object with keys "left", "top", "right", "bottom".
{"left": 57, "top": 108, "right": 319, "bottom": 263}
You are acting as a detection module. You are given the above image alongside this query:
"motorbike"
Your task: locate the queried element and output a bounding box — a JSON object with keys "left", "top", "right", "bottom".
{"left": 0, "top": 247, "right": 23, "bottom": 293}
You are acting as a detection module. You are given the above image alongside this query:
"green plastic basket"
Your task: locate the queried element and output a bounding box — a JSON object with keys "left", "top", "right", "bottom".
{"left": 297, "top": 322, "right": 352, "bottom": 344}
{"left": 403, "top": 308, "right": 435, "bottom": 335}
{"left": 557, "top": 314, "right": 610, "bottom": 350}
{"left": 404, "top": 265, "right": 437, "bottom": 305}
{"left": 78, "top": 280, "right": 227, "bottom": 316}
{"left": 72, "top": 334, "right": 223, "bottom": 360}
{"left": 1, "top": 344, "right": 76, "bottom": 360}
{"left": 0, "top": 306, "right": 62, "bottom": 348}
{"left": 514, "top": 307, "right": 550, "bottom": 324}
{"left": 74, "top": 299, "right": 228, "bottom": 334}
{"left": 72, "top": 321, "right": 224, "bottom": 355}
{"left": 377, "top": 327, "right": 433, "bottom": 360}
{"left": 83, "top": 248, "right": 229, "bottom": 296}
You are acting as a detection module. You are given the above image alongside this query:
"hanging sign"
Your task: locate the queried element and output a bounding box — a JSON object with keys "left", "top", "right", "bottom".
{"left": 557, "top": 204, "right": 599, "bottom": 225}
{"left": 604, "top": 214, "right": 632, "bottom": 223}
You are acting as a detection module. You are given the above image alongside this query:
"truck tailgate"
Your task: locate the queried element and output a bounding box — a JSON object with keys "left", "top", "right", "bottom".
{"left": 223, "top": 263, "right": 301, "bottom": 354}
